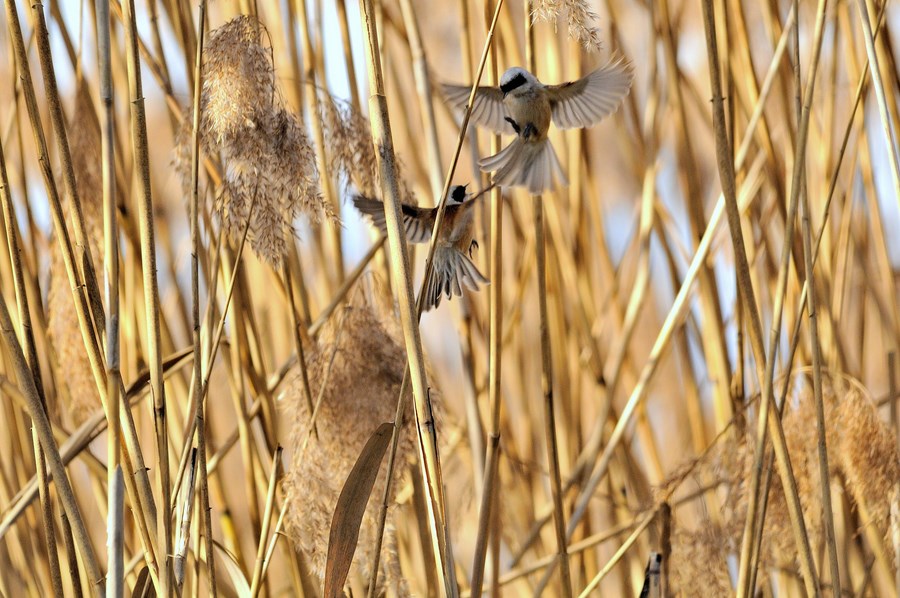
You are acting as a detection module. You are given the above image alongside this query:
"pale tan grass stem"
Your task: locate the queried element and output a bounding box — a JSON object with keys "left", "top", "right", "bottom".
{"left": 728, "top": 0, "right": 830, "bottom": 592}
{"left": 187, "top": 1, "right": 214, "bottom": 593}
{"left": 98, "top": 0, "right": 124, "bottom": 594}
{"left": 0, "top": 290, "right": 104, "bottom": 593}
{"left": 122, "top": 0, "right": 173, "bottom": 590}
{"left": 525, "top": 6, "right": 572, "bottom": 594}
{"left": 0, "top": 115, "right": 63, "bottom": 598}
{"left": 470, "top": 2, "right": 503, "bottom": 593}
{"left": 362, "top": 0, "right": 507, "bottom": 593}
{"left": 249, "top": 446, "right": 282, "bottom": 597}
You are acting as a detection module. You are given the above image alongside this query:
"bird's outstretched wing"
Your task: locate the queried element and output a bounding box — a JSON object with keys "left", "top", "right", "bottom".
{"left": 440, "top": 83, "right": 517, "bottom": 136}
{"left": 546, "top": 58, "right": 633, "bottom": 130}
{"left": 352, "top": 196, "right": 436, "bottom": 243}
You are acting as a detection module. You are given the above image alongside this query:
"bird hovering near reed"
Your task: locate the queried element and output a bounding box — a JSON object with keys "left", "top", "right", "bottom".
{"left": 353, "top": 184, "right": 489, "bottom": 311}
{"left": 442, "top": 58, "right": 633, "bottom": 194}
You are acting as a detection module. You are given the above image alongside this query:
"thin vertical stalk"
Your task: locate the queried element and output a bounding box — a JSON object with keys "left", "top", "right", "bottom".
{"left": 525, "top": 4, "right": 571, "bottom": 594}
{"left": 796, "top": 36, "right": 842, "bottom": 598}
{"left": 457, "top": 180, "right": 487, "bottom": 510}
{"left": 282, "top": 261, "right": 316, "bottom": 437}
{"left": 147, "top": 0, "right": 175, "bottom": 127}
{"left": 787, "top": 0, "right": 839, "bottom": 591}
{"left": 397, "top": 0, "right": 443, "bottom": 197}
{"left": 890, "top": 352, "right": 898, "bottom": 446}
{"left": 106, "top": 465, "right": 124, "bottom": 598}
{"left": 256, "top": 501, "right": 290, "bottom": 589}
{"left": 0, "top": 293, "right": 105, "bottom": 594}
{"left": 249, "top": 447, "right": 282, "bottom": 598}
{"left": 187, "top": 0, "right": 216, "bottom": 593}
{"left": 97, "top": 0, "right": 123, "bottom": 595}
{"left": 121, "top": 0, "right": 171, "bottom": 591}
{"left": 174, "top": 449, "right": 198, "bottom": 588}
{"left": 469, "top": 1, "right": 502, "bottom": 592}
{"left": 5, "top": 2, "right": 160, "bottom": 585}
{"left": 335, "top": 0, "right": 361, "bottom": 110}
{"left": 225, "top": 283, "right": 261, "bottom": 558}
{"left": 801, "top": 183, "right": 841, "bottom": 593}
{"left": 707, "top": 0, "right": 826, "bottom": 592}
{"left": 295, "top": 0, "right": 344, "bottom": 291}
{"left": 457, "top": 0, "right": 484, "bottom": 183}
{"left": 359, "top": 0, "right": 453, "bottom": 584}
{"left": 855, "top": 0, "right": 900, "bottom": 217}
{"left": 748, "top": 7, "right": 889, "bottom": 581}
{"left": 359, "top": 0, "right": 508, "bottom": 592}
{"left": 32, "top": 0, "right": 103, "bottom": 332}
{"left": 0, "top": 126, "right": 63, "bottom": 598}
{"left": 366, "top": 378, "right": 411, "bottom": 597}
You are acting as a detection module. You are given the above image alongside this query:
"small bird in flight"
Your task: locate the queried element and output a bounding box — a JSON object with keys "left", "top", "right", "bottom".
{"left": 442, "top": 58, "right": 633, "bottom": 194}
{"left": 353, "top": 184, "right": 489, "bottom": 311}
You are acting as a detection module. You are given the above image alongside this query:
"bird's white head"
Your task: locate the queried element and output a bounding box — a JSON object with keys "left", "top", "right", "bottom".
{"left": 499, "top": 67, "right": 538, "bottom": 96}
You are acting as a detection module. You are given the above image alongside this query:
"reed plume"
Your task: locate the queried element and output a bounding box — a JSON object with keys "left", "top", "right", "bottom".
{"left": 47, "top": 84, "right": 103, "bottom": 424}
{"left": 533, "top": 0, "right": 602, "bottom": 51}
{"left": 666, "top": 375, "right": 900, "bottom": 594}
{"left": 175, "top": 15, "right": 333, "bottom": 265}
{"left": 830, "top": 381, "right": 900, "bottom": 567}
{"left": 282, "top": 300, "right": 426, "bottom": 594}
{"left": 667, "top": 525, "right": 733, "bottom": 597}
{"left": 321, "top": 92, "right": 418, "bottom": 206}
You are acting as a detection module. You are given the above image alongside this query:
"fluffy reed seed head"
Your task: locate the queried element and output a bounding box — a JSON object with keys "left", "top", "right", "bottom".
{"left": 727, "top": 379, "right": 900, "bottom": 571}
{"left": 533, "top": 0, "right": 603, "bottom": 51}
{"left": 202, "top": 16, "right": 276, "bottom": 143}
{"left": 320, "top": 92, "right": 417, "bottom": 207}
{"left": 661, "top": 374, "right": 900, "bottom": 592}
{"left": 830, "top": 381, "right": 900, "bottom": 566}
{"left": 48, "top": 83, "right": 104, "bottom": 424}
{"left": 668, "top": 526, "right": 733, "bottom": 597}
{"left": 282, "top": 302, "right": 421, "bottom": 593}
{"left": 175, "top": 16, "right": 333, "bottom": 265}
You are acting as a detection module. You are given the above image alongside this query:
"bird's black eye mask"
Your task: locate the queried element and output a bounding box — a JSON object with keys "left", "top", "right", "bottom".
{"left": 451, "top": 186, "right": 467, "bottom": 203}
{"left": 500, "top": 73, "right": 527, "bottom": 95}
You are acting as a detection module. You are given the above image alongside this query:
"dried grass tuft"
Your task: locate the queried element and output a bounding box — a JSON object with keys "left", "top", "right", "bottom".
{"left": 730, "top": 379, "right": 899, "bottom": 567}
{"left": 667, "top": 525, "right": 733, "bottom": 597}
{"left": 751, "top": 395, "right": 824, "bottom": 567}
{"left": 830, "top": 382, "right": 900, "bottom": 566}
{"left": 667, "top": 375, "right": 900, "bottom": 592}
{"left": 47, "top": 84, "right": 103, "bottom": 424}
{"left": 320, "top": 92, "right": 417, "bottom": 206}
{"left": 175, "top": 16, "right": 333, "bottom": 265}
{"left": 282, "top": 301, "right": 419, "bottom": 594}
{"left": 532, "top": 0, "right": 603, "bottom": 51}
{"left": 891, "top": 488, "right": 900, "bottom": 571}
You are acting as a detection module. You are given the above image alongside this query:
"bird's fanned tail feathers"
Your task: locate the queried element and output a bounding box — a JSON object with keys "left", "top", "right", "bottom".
{"left": 478, "top": 138, "right": 567, "bottom": 194}
{"left": 423, "top": 246, "right": 489, "bottom": 311}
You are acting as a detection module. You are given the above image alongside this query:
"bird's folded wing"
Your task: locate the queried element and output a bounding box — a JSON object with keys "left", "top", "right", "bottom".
{"left": 440, "top": 83, "right": 516, "bottom": 136}
{"left": 352, "top": 196, "right": 435, "bottom": 243}
{"left": 547, "top": 58, "right": 634, "bottom": 130}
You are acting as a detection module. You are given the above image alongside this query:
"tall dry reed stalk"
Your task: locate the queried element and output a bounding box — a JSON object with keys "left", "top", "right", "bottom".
{"left": 0, "top": 0, "right": 898, "bottom": 596}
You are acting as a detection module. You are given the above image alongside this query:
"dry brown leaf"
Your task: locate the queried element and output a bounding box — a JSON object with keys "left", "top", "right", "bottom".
{"left": 214, "top": 540, "right": 251, "bottom": 596}
{"left": 130, "top": 566, "right": 151, "bottom": 598}
{"left": 324, "top": 422, "right": 393, "bottom": 598}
